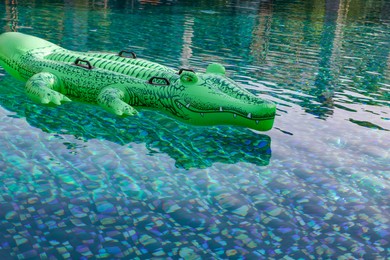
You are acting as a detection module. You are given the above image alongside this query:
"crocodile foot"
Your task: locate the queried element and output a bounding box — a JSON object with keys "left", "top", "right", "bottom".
{"left": 25, "top": 72, "right": 71, "bottom": 105}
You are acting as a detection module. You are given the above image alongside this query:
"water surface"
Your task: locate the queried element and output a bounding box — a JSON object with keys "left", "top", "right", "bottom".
{"left": 0, "top": 0, "right": 389, "bottom": 259}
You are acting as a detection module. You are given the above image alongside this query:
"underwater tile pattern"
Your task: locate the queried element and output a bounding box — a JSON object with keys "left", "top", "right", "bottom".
{"left": 0, "top": 0, "right": 389, "bottom": 259}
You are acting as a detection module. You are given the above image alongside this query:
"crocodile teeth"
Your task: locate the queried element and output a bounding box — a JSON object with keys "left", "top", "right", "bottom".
{"left": 200, "top": 113, "right": 204, "bottom": 117}
{"left": 256, "top": 120, "right": 259, "bottom": 125}
{"left": 186, "top": 103, "right": 191, "bottom": 108}
{"left": 220, "top": 107, "right": 223, "bottom": 112}
{"left": 247, "top": 113, "right": 252, "bottom": 119}
{"left": 233, "top": 114, "right": 237, "bottom": 118}
{"left": 177, "top": 102, "right": 182, "bottom": 108}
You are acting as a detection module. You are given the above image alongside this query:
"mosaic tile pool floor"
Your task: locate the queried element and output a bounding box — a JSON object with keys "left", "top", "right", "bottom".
{"left": 1, "top": 0, "right": 389, "bottom": 259}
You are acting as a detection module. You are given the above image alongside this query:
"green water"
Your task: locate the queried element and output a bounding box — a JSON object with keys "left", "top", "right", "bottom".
{"left": 0, "top": 0, "right": 389, "bottom": 259}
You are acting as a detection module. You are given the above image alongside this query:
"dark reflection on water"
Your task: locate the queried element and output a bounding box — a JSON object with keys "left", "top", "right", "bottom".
{"left": 0, "top": 0, "right": 389, "bottom": 259}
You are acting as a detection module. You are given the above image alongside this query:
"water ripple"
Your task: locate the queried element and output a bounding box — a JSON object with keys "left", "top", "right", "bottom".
{"left": 0, "top": 0, "right": 389, "bottom": 259}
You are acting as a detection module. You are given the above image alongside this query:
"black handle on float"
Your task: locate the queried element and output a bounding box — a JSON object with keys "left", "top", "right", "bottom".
{"left": 74, "top": 58, "right": 93, "bottom": 70}
{"left": 118, "top": 50, "right": 137, "bottom": 59}
{"left": 178, "top": 68, "right": 195, "bottom": 75}
{"left": 148, "top": 77, "right": 170, "bottom": 86}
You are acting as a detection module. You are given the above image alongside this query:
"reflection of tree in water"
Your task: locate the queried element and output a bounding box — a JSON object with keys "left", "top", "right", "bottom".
{"left": 0, "top": 89, "right": 271, "bottom": 169}
{"left": 249, "top": 0, "right": 389, "bottom": 119}
{"left": 310, "top": 0, "right": 343, "bottom": 118}
{"left": 250, "top": 0, "right": 273, "bottom": 63}
{"left": 3, "top": 0, "right": 19, "bottom": 32}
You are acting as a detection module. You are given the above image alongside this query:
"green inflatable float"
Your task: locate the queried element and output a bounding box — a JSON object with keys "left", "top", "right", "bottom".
{"left": 0, "top": 32, "right": 275, "bottom": 131}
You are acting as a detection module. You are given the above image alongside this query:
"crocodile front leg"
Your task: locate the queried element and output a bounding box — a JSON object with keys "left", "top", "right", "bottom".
{"left": 25, "top": 72, "right": 71, "bottom": 105}
{"left": 97, "top": 86, "right": 137, "bottom": 116}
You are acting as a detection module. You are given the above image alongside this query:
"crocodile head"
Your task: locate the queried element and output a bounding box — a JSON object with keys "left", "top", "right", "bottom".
{"left": 171, "top": 63, "right": 276, "bottom": 131}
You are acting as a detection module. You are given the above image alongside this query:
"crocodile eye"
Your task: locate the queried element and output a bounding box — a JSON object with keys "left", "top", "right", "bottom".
{"left": 182, "top": 75, "right": 193, "bottom": 82}
{"left": 180, "top": 71, "right": 198, "bottom": 85}
{"left": 206, "top": 63, "right": 226, "bottom": 75}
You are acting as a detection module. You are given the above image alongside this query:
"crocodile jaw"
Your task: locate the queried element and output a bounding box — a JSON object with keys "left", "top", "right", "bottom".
{"left": 172, "top": 76, "right": 276, "bottom": 131}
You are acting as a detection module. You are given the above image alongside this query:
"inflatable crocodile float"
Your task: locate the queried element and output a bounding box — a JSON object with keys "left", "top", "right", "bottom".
{"left": 0, "top": 32, "right": 275, "bottom": 131}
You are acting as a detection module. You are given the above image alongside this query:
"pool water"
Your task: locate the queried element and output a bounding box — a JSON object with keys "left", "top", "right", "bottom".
{"left": 0, "top": 0, "right": 389, "bottom": 259}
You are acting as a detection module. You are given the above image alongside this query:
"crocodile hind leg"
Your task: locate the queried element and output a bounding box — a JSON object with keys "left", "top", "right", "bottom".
{"left": 25, "top": 72, "right": 71, "bottom": 105}
{"left": 97, "top": 86, "right": 137, "bottom": 116}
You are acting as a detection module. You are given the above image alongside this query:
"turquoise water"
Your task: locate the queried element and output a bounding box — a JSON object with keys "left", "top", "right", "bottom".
{"left": 0, "top": 0, "right": 389, "bottom": 259}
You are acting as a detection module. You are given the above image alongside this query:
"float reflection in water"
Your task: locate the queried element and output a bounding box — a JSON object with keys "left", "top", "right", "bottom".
{"left": 0, "top": 81, "right": 272, "bottom": 169}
